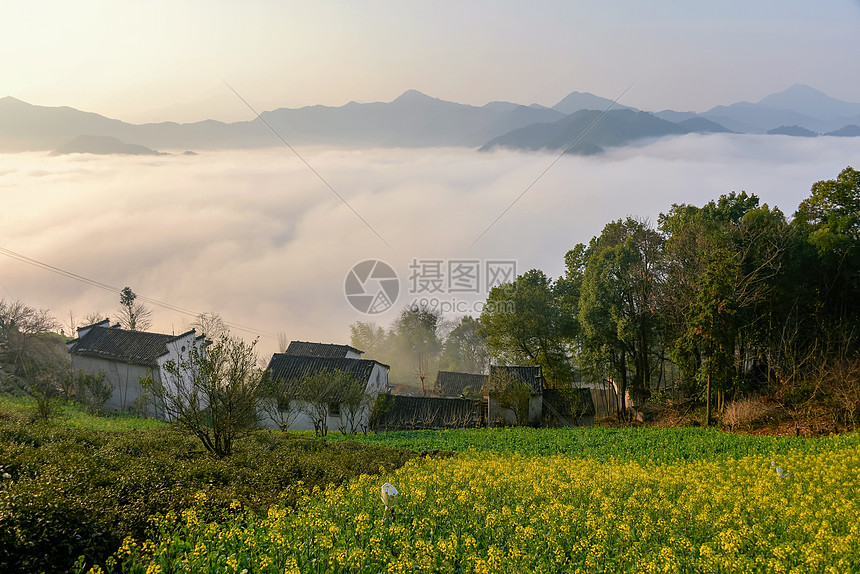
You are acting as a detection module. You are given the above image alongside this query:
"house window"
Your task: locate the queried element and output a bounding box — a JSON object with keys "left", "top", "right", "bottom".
{"left": 329, "top": 402, "right": 341, "bottom": 417}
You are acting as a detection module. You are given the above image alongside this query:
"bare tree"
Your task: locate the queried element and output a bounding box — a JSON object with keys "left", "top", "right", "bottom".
{"left": 277, "top": 331, "right": 289, "bottom": 353}
{"left": 300, "top": 369, "right": 359, "bottom": 437}
{"left": 80, "top": 312, "right": 108, "bottom": 327}
{"left": 115, "top": 287, "right": 152, "bottom": 331}
{"left": 63, "top": 309, "right": 76, "bottom": 339}
{"left": 0, "top": 299, "right": 61, "bottom": 376}
{"left": 337, "top": 381, "right": 371, "bottom": 434}
{"left": 190, "top": 312, "right": 228, "bottom": 340}
{"left": 819, "top": 358, "right": 860, "bottom": 430}
{"left": 259, "top": 375, "right": 302, "bottom": 431}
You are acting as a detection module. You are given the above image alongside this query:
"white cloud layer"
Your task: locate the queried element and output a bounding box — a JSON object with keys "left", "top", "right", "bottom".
{"left": 1, "top": 134, "right": 859, "bottom": 356}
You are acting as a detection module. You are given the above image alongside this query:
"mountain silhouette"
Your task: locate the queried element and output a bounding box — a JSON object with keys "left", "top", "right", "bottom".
{"left": 53, "top": 135, "right": 165, "bottom": 155}
{"left": 1, "top": 86, "right": 859, "bottom": 154}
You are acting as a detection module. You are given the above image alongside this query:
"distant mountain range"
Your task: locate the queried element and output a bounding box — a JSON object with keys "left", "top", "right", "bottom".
{"left": 1, "top": 84, "right": 858, "bottom": 156}
{"left": 52, "top": 135, "right": 165, "bottom": 156}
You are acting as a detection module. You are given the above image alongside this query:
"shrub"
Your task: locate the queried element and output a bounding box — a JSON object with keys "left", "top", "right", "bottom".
{"left": 73, "top": 370, "right": 112, "bottom": 414}
{"left": 722, "top": 397, "right": 776, "bottom": 431}
{"left": 0, "top": 417, "right": 417, "bottom": 574}
{"left": 142, "top": 335, "right": 264, "bottom": 457}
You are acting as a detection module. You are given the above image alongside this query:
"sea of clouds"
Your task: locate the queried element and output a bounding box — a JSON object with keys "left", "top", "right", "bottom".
{"left": 1, "top": 133, "right": 858, "bottom": 355}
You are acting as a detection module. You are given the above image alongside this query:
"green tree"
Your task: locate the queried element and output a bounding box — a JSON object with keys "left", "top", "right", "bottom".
{"left": 349, "top": 321, "right": 387, "bottom": 358}
{"left": 437, "top": 316, "right": 489, "bottom": 374}
{"left": 299, "top": 369, "right": 364, "bottom": 437}
{"left": 479, "top": 269, "right": 575, "bottom": 387}
{"left": 486, "top": 368, "right": 533, "bottom": 426}
{"left": 793, "top": 166, "right": 860, "bottom": 340}
{"left": 660, "top": 193, "right": 792, "bottom": 405}
{"left": 259, "top": 373, "right": 302, "bottom": 431}
{"left": 392, "top": 306, "right": 442, "bottom": 394}
{"left": 577, "top": 218, "right": 664, "bottom": 412}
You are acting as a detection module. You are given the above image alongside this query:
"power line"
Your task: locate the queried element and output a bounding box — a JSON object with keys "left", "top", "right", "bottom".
{"left": 223, "top": 80, "right": 394, "bottom": 252}
{"left": 0, "top": 245, "right": 275, "bottom": 338}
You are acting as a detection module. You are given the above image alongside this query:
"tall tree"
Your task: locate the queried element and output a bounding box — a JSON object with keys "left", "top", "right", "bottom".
{"left": 393, "top": 306, "right": 442, "bottom": 395}
{"left": 190, "top": 312, "right": 228, "bottom": 340}
{"left": 793, "top": 166, "right": 860, "bottom": 340}
{"left": 438, "top": 315, "right": 489, "bottom": 374}
{"left": 479, "top": 269, "right": 575, "bottom": 386}
{"left": 578, "top": 218, "right": 664, "bottom": 411}
{"left": 660, "top": 193, "right": 792, "bottom": 409}
{"left": 116, "top": 287, "right": 152, "bottom": 331}
{"left": 349, "top": 321, "right": 388, "bottom": 358}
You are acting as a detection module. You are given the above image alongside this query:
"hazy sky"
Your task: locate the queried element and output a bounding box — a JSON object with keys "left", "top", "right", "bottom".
{"left": 3, "top": 1, "right": 860, "bottom": 353}
{"left": 3, "top": 1, "right": 859, "bottom": 123}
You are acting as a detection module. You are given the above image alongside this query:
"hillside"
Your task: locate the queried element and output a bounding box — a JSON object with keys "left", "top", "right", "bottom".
{"left": 52, "top": 134, "right": 165, "bottom": 155}
{"left": 478, "top": 109, "right": 692, "bottom": 154}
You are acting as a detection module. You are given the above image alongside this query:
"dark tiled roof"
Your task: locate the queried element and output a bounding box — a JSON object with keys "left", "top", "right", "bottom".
{"left": 265, "top": 354, "right": 384, "bottom": 396}
{"left": 375, "top": 395, "right": 483, "bottom": 430}
{"left": 435, "top": 371, "right": 488, "bottom": 397}
{"left": 489, "top": 365, "right": 543, "bottom": 395}
{"left": 542, "top": 387, "right": 596, "bottom": 417}
{"left": 69, "top": 326, "right": 191, "bottom": 368}
{"left": 284, "top": 340, "right": 364, "bottom": 358}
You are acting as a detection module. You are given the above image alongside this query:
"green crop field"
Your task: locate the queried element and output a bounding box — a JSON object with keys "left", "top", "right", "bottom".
{"left": 99, "top": 427, "right": 860, "bottom": 574}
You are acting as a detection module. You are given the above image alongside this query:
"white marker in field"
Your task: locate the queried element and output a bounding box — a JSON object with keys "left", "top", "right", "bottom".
{"left": 381, "top": 483, "right": 399, "bottom": 523}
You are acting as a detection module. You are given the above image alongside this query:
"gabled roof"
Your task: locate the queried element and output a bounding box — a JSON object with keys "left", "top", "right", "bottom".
{"left": 283, "top": 340, "right": 364, "bottom": 358}
{"left": 490, "top": 365, "right": 543, "bottom": 396}
{"left": 435, "top": 371, "right": 488, "bottom": 397}
{"left": 68, "top": 326, "right": 194, "bottom": 368}
{"left": 266, "top": 354, "right": 386, "bottom": 390}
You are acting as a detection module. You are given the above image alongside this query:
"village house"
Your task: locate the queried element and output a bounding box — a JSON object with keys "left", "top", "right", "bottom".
{"left": 262, "top": 342, "right": 389, "bottom": 432}
{"left": 282, "top": 340, "right": 364, "bottom": 359}
{"left": 434, "top": 367, "right": 551, "bottom": 427}
{"left": 487, "top": 365, "right": 544, "bottom": 426}
{"left": 435, "top": 370, "right": 488, "bottom": 398}
{"left": 66, "top": 319, "right": 204, "bottom": 416}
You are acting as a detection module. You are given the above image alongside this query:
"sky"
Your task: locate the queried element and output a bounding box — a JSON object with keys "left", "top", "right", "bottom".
{"left": 2, "top": 1, "right": 859, "bottom": 123}
{"left": 2, "top": 1, "right": 860, "bottom": 355}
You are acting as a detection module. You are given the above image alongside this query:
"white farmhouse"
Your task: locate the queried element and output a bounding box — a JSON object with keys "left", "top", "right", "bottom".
{"left": 66, "top": 319, "right": 204, "bottom": 416}
{"left": 262, "top": 342, "right": 389, "bottom": 432}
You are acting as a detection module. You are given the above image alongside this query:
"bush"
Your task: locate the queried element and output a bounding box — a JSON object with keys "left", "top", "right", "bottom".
{"left": 73, "top": 370, "right": 112, "bottom": 414}
{"left": 142, "top": 335, "right": 263, "bottom": 457}
{"left": 0, "top": 418, "right": 417, "bottom": 573}
{"left": 722, "top": 397, "right": 776, "bottom": 431}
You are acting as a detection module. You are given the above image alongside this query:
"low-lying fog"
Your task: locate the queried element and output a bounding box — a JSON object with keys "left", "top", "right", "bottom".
{"left": 1, "top": 133, "right": 858, "bottom": 355}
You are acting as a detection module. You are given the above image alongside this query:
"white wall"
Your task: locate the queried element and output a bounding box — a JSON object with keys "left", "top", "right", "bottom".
{"left": 258, "top": 363, "right": 389, "bottom": 432}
